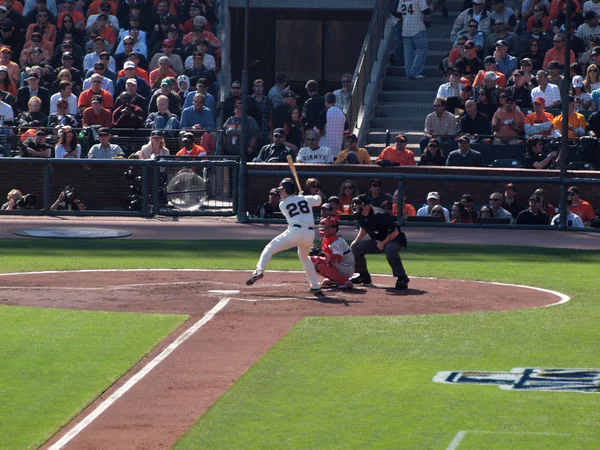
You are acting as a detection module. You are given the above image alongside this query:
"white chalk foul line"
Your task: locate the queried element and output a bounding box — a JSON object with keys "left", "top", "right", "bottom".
{"left": 48, "top": 298, "right": 230, "bottom": 450}
{"left": 446, "top": 430, "right": 571, "bottom": 450}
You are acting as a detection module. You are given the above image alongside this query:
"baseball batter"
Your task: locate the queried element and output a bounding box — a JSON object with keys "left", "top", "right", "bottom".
{"left": 310, "top": 217, "right": 355, "bottom": 289}
{"left": 246, "top": 178, "right": 324, "bottom": 297}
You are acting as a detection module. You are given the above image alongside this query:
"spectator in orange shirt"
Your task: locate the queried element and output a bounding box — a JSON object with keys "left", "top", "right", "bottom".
{"left": 26, "top": 10, "right": 57, "bottom": 46}
{"left": 524, "top": 96, "right": 554, "bottom": 137}
{"left": 375, "top": 133, "right": 416, "bottom": 166}
{"left": 568, "top": 185, "right": 595, "bottom": 226}
{"left": 78, "top": 73, "right": 113, "bottom": 113}
{"left": 543, "top": 33, "right": 575, "bottom": 69}
{"left": 391, "top": 189, "right": 417, "bottom": 219}
{"left": 472, "top": 56, "right": 507, "bottom": 88}
{"left": 551, "top": 96, "right": 587, "bottom": 139}
{"left": 176, "top": 131, "right": 207, "bottom": 158}
{"left": 57, "top": 0, "right": 85, "bottom": 29}
{"left": 149, "top": 56, "right": 177, "bottom": 89}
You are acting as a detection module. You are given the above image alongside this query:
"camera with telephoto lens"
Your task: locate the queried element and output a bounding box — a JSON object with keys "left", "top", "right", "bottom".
{"left": 64, "top": 187, "right": 77, "bottom": 203}
{"left": 16, "top": 193, "right": 37, "bottom": 209}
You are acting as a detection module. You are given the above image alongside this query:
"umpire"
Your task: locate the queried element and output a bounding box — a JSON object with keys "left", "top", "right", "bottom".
{"left": 350, "top": 194, "right": 410, "bottom": 290}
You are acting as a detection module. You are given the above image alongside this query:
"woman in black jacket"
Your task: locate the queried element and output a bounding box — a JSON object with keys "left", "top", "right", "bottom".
{"left": 417, "top": 139, "right": 445, "bottom": 165}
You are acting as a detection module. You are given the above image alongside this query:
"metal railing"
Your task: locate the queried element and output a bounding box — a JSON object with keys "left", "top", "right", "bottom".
{"left": 345, "top": 0, "right": 390, "bottom": 133}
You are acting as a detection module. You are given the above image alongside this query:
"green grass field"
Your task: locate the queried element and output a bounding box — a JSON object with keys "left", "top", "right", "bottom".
{"left": 1, "top": 239, "right": 599, "bottom": 449}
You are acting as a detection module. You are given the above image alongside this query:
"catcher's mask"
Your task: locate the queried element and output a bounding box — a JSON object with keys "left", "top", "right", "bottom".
{"left": 278, "top": 178, "right": 297, "bottom": 194}
{"left": 318, "top": 217, "right": 338, "bottom": 237}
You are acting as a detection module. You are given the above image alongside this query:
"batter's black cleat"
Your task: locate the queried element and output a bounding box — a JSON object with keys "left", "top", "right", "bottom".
{"left": 351, "top": 274, "right": 372, "bottom": 285}
{"left": 310, "top": 287, "right": 325, "bottom": 297}
{"left": 246, "top": 271, "right": 263, "bottom": 286}
{"left": 395, "top": 277, "right": 410, "bottom": 290}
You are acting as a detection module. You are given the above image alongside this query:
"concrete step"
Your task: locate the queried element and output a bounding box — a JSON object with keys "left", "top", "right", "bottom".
{"left": 367, "top": 130, "right": 424, "bottom": 143}
{"left": 382, "top": 76, "right": 443, "bottom": 91}
{"left": 375, "top": 102, "right": 432, "bottom": 117}
{"left": 385, "top": 64, "right": 443, "bottom": 78}
{"left": 378, "top": 90, "right": 437, "bottom": 103}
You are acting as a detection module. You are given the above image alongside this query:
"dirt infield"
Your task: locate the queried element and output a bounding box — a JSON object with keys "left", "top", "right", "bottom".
{"left": 0, "top": 269, "right": 564, "bottom": 450}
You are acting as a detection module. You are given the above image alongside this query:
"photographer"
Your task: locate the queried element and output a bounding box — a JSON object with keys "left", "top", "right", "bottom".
{"left": 50, "top": 186, "right": 86, "bottom": 211}
{"left": 522, "top": 137, "right": 560, "bottom": 169}
{"left": 112, "top": 92, "right": 145, "bottom": 129}
{"left": 1, "top": 189, "right": 23, "bottom": 210}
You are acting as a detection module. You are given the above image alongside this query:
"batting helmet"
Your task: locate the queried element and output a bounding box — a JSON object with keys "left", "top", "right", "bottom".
{"left": 278, "top": 178, "right": 297, "bottom": 194}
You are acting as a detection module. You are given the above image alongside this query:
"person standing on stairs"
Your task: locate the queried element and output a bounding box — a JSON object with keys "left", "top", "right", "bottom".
{"left": 391, "top": 0, "right": 405, "bottom": 67}
{"left": 401, "top": 0, "right": 432, "bottom": 80}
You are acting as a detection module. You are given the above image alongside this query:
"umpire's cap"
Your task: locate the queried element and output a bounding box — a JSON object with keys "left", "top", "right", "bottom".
{"left": 352, "top": 194, "right": 370, "bottom": 206}
{"left": 278, "top": 177, "right": 297, "bottom": 194}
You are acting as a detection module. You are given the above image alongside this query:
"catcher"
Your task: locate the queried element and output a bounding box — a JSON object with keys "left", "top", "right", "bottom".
{"left": 310, "top": 217, "right": 355, "bottom": 289}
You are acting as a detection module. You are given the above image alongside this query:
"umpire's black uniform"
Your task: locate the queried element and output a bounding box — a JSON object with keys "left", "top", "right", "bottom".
{"left": 351, "top": 195, "right": 409, "bottom": 289}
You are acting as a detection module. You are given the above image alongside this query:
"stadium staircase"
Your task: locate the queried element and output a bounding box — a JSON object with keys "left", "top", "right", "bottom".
{"left": 365, "top": 6, "right": 461, "bottom": 157}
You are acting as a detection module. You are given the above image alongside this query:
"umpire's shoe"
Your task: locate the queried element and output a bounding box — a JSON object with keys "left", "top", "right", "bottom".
{"left": 351, "top": 273, "right": 372, "bottom": 285}
{"left": 395, "top": 276, "right": 410, "bottom": 290}
{"left": 246, "top": 271, "right": 263, "bottom": 286}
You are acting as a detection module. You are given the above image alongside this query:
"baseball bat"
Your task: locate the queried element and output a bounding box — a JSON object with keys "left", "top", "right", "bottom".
{"left": 286, "top": 155, "right": 303, "bottom": 194}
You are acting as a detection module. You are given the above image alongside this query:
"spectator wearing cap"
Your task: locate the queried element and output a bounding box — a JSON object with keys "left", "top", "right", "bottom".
{"left": 90, "top": 11, "right": 117, "bottom": 49}
{"left": 490, "top": 0, "right": 517, "bottom": 29}
{"left": 473, "top": 56, "right": 507, "bottom": 89}
{"left": 335, "top": 133, "right": 373, "bottom": 165}
{"left": 572, "top": 75, "right": 592, "bottom": 110}
{"left": 514, "top": 194, "right": 550, "bottom": 224}
{"left": 250, "top": 79, "right": 273, "bottom": 149}
{"left": 87, "top": 127, "right": 125, "bottom": 159}
{"left": 365, "top": 178, "right": 393, "bottom": 210}
{"left": 25, "top": 8, "right": 57, "bottom": 45}
{"left": 460, "top": 193, "right": 478, "bottom": 221}
{"left": 222, "top": 100, "right": 262, "bottom": 156}
{"left": 417, "top": 138, "right": 446, "bottom": 165}
{"left": 149, "top": 39, "right": 184, "bottom": 75}
{"left": 437, "top": 69, "right": 465, "bottom": 99}
{"left": 253, "top": 127, "right": 294, "bottom": 163}
{"left": 486, "top": 19, "right": 519, "bottom": 55}
{"left": 446, "top": 135, "right": 485, "bottom": 166}
{"left": 267, "top": 71, "right": 288, "bottom": 108}
{"left": 51, "top": 40, "right": 81, "bottom": 70}
{"left": 17, "top": 71, "right": 50, "bottom": 114}
{"left": 450, "top": 0, "right": 491, "bottom": 42}
{"left": 22, "top": 31, "right": 53, "bottom": 59}
{"left": 551, "top": 96, "right": 587, "bottom": 139}
{"left": 149, "top": 55, "right": 178, "bottom": 89}
{"left": 473, "top": 72, "right": 501, "bottom": 103}
{"left": 315, "top": 92, "right": 348, "bottom": 157}
{"left": 185, "top": 51, "right": 217, "bottom": 95}
{"left": 458, "top": 99, "right": 492, "bottom": 137}
{"left": 51, "top": 50, "right": 83, "bottom": 87}
{"left": 112, "top": 91, "right": 144, "bottom": 128}
{"left": 377, "top": 133, "right": 415, "bottom": 166}
{"left": 543, "top": 32, "right": 576, "bottom": 69}
{"left": 576, "top": 10, "right": 600, "bottom": 48}
{"left": 505, "top": 70, "right": 533, "bottom": 109}
{"left": 114, "top": 77, "right": 147, "bottom": 113}
{"left": 84, "top": 38, "right": 115, "bottom": 72}
{"left": 50, "top": 80, "right": 78, "bottom": 115}
{"left": 176, "top": 131, "right": 207, "bottom": 158}
{"left": 47, "top": 97, "right": 78, "bottom": 128}
{"left": 416, "top": 191, "right": 450, "bottom": 222}
{"left": 530, "top": 69, "right": 561, "bottom": 108}
{"left": 89, "top": 52, "right": 117, "bottom": 81}
{"left": 149, "top": 77, "right": 181, "bottom": 116}
{"left": 139, "top": 130, "right": 170, "bottom": 160}
{"left": 567, "top": 185, "right": 595, "bottom": 226}
{"left": 82, "top": 62, "right": 114, "bottom": 95}
{"left": 522, "top": 19, "right": 553, "bottom": 54}
{"left": 182, "top": 2, "right": 203, "bottom": 34}
{"left": 493, "top": 39, "right": 518, "bottom": 78}
{"left": 184, "top": 40, "right": 215, "bottom": 72}
{"left": 0, "top": 22, "right": 21, "bottom": 58}
{"left": 270, "top": 87, "right": 296, "bottom": 130}
{"left": 0, "top": 46, "right": 19, "bottom": 87}
{"left": 85, "top": 3, "right": 119, "bottom": 35}
{"left": 524, "top": 96, "right": 554, "bottom": 137}
{"left": 421, "top": 97, "right": 457, "bottom": 151}
{"left": 491, "top": 95, "right": 525, "bottom": 143}
{"left": 183, "top": 78, "right": 215, "bottom": 118}
{"left": 455, "top": 40, "right": 484, "bottom": 82}
{"left": 501, "top": 182, "right": 525, "bottom": 217}
{"left": 78, "top": 74, "right": 113, "bottom": 114}
{"left": 116, "top": 52, "right": 149, "bottom": 83}
{"left": 145, "top": 93, "right": 180, "bottom": 133}
{"left": 19, "top": 128, "right": 51, "bottom": 157}
{"left": 114, "top": 61, "right": 151, "bottom": 100}
{"left": 255, "top": 187, "right": 282, "bottom": 219}
{"left": 82, "top": 94, "right": 111, "bottom": 127}
{"left": 301, "top": 79, "right": 325, "bottom": 130}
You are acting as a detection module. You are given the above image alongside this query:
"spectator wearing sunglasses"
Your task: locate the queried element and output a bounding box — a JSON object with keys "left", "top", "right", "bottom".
{"left": 333, "top": 73, "right": 352, "bottom": 111}
{"left": 335, "top": 133, "right": 373, "bottom": 165}
{"left": 376, "top": 133, "right": 415, "bottom": 166}
{"left": 25, "top": 9, "right": 57, "bottom": 45}
{"left": 297, "top": 129, "right": 333, "bottom": 164}
{"left": 567, "top": 185, "right": 595, "bottom": 226}
{"left": 366, "top": 178, "right": 393, "bottom": 211}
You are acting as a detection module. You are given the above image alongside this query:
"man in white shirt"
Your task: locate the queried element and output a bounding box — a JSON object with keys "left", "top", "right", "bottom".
{"left": 317, "top": 93, "right": 348, "bottom": 157}
{"left": 297, "top": 129, "right": 334, "bottom": 163}
{"left": 401, "top": 0, "right": 431, "bottom": 80}
{"left": 50, "top": 81, "right": 78, "bottom": 115}
{"left": 83, "top": 38, "right": 116, "bottom": 72}
{"left": 530, "top": 69, "right": 561, "bottom": 108}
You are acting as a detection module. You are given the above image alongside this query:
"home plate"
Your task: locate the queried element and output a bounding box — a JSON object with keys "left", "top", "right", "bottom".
{"left": 208, "top": 290, "right": 240, "bottom": 294}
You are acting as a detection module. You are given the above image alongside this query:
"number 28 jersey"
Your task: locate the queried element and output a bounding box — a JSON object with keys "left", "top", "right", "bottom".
{"left": 280, "top": 195, "right": 322, "bottom": 228}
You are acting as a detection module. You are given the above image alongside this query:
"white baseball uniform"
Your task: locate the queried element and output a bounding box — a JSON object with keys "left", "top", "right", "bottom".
{"left": 255, "top": 194, "right": 322, "bottom": 289}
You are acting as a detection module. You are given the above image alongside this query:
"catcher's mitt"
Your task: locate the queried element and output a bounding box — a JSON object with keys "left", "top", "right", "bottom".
{"left": 309, "top": 247, "right": 325, "bottom": 257}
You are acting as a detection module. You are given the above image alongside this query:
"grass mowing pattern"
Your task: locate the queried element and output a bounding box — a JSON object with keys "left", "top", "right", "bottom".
{"left": 1, "top": 239, "right": 599, "bottom": 448}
